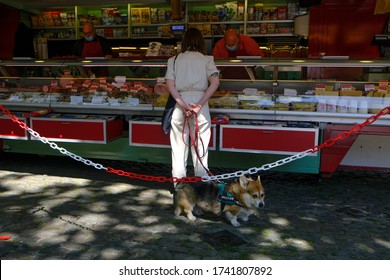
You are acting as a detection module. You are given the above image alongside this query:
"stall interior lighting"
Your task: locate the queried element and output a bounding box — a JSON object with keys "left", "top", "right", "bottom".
{"left": 292, "top": 60, "right": 306, "bottom": 63}
{"left": 112, "top": 46, "right": 145, "bottom": 51}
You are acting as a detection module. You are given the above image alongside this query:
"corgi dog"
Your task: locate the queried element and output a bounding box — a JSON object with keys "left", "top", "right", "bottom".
{"left": 174, "top": 175, "right": 265, "bottom": 227}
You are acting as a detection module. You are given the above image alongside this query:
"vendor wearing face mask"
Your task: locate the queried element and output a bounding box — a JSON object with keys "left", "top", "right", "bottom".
{"left": 72, "top": 22, "right": 112, "bottom": 59}
{"left": 212, "top": 29, "right": 264, "bottom": 79}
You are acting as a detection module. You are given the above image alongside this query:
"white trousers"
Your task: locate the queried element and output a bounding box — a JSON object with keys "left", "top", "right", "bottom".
{"left": 170, "top": 91, "right": 211, "bottom": 179}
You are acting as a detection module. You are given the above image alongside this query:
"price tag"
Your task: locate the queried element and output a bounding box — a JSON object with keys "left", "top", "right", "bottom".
{"left": 128, "top": 98, "right": 140, "bottom": 106}
{"left": 70, "top": 96, "right": 83, "bottom": 104}
{"left": 315, "top": 84, "right": 326, "bottom": 91}
{"left": 91, "top": 96, "right": 104, "bottom": 104}
{"left": 378, "top": 86, "right": 388, "bottom": 93}
{"left": 109, "top": 98, "right": 120, "bottom": 106}
{"left": 284, "top": 88, "right": 297, "bottom": 96}
{"left": 156, "top": 77, "right": 165, "bottom": 83}
{"left": 114, "top": 76, "right": 126, "bottom": 83}
{"left": 341, "top": 84, "right": 352, "bottom": 91}
{"left": 9, "top": 95, "right": 21, "bottom": 101}
{"left": 365, "top": 84, "right": 375, "bottom": 91}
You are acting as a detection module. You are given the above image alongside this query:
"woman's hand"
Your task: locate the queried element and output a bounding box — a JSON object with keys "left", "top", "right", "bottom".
{"left": 180, "top": 103, "right": 193, "bottom": 118}
{"left": 189, "top": 103, "right": 202, "bottom": 115}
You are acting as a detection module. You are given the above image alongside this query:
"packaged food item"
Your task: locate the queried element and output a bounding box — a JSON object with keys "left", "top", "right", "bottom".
{"left": 358, "top": 100, "right": 368, "bottom": 114}
{"left": 59, "top": 69, "right": 74, "bottom": 88}
{"left": 326, "top": 99, "right": 337, "bottom": 112}
{"left": 158, "top": 9, "right": 165, "bottom": 23}
{"left": 277, "top": 6, "right": 287, "bottom": 20}
{"left": 212, "top": 114, "right": 229, "bottom": 124}
{"left": 203, "top": 24, "right": 211, "bottom": 36}
{"left": 337, "top": 99, "right": 348, "bottom": 113}
{"left": 263, "top": 6, "right": 277, "bottom": 20}
{"left": 260, "top": 23, "right": 268, "bottom": 34}
{"left": 226, "top": 1, "right": 238, "bottom": 21}
{"left": 238, "top": 3, "right": 245, "bottom": 21}
{"left": 131, "top": 8, "right": 141, "bottom": 24}
{"left": 140, "top": 8, "right": 151, "bottom": 24}
{"left": 255, "top": 3, "right": 263, "bottom": 20}
{"left": 150, "top": 8, "right": 159, "bottom": 24}
{"left": 200, "top": 11, "right": 207, "bottom": 22}
{"left": 23, "top": 108, "right": 53, "bottom": 118}
{"left": 287, "top": 3, "right": 297, "bottom": 20}
{"left": 267, "top": 23, "right": 276, "bottom": 34}
{"left": 348, "top": 100, "right": 358, "bottom": 113}
{"left": 187, "top": 11, "right": 194, "bottom": 22}
{"left": 247, "top": 6, "right": 255, "bottom": 21}
{"left": 317, "top": 99, "right": 327, "bottom": 112}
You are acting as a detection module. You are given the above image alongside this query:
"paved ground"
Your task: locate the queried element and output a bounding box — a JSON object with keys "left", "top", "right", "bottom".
{"left": 0, "top": 153, "right": 389, "bottom": 260}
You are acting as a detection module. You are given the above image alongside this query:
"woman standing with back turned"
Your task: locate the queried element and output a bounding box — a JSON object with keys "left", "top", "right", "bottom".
{"left": 165, "top": 28, "right": 220, "bottom": 184}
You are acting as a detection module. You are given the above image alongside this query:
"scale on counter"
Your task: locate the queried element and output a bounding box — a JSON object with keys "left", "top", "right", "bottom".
{"left": 171, "top": 24, "right": 185, "bottom": 39}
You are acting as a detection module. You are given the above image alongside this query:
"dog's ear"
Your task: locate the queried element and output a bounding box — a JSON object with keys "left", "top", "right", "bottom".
{"left": 257, "top": 175, "right": 261, "bottom": 183}
{"left": 239, "top": 175, "right": 249, "bottom": 189}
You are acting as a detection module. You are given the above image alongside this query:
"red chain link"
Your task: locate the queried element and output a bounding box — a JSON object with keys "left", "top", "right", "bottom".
{"left": 0, "top": 235, "right": 11, "bottom": 241}
{"left": 1, "top": 105, "right": 29, "bottom": 129}
{"left": 1, "top": 104, "right": 389, "bottom": 183}
{"left": 105, "top": 166, "right": 202, "bottom": 183}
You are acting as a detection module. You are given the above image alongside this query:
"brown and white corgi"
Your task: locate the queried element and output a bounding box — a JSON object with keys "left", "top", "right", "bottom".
{"left": 174, "top": 175, "right": 265, "bottom": 227}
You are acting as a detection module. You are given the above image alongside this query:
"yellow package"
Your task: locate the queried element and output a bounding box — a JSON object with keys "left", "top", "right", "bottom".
{"left": 374, "top": 0, "right": 390, "bottom": 15}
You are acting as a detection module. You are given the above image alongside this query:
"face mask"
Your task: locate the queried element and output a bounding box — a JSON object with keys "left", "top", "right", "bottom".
{"left": 225, "top": 45, "right": 237, "bottom": 51}
{"left": 85, "top": 36, "right": 94, "bottom": 42}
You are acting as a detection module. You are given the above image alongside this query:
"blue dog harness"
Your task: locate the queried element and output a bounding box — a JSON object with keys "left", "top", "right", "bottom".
{"left": 217, "top": 183, "right": 244, "bottom": 210}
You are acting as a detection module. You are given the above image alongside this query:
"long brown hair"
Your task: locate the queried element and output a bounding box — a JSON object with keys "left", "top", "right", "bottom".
{"left": 181, "top": 27, "right": 206, "bottom": 54}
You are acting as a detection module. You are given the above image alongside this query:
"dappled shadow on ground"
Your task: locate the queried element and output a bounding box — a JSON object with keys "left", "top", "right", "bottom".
{"left": 1, "top": 154, "right": 390, "bottom": 260}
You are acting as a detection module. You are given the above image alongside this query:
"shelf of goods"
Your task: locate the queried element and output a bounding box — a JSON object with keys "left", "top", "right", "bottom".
{"left": 1, "top": 58, "right": 390, "bottom": 176}
{"left": 29, "top": 0, "right": 298, "bottom": 40}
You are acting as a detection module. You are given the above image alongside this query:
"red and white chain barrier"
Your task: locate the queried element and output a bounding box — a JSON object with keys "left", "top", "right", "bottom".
{"left": 1, "top": 104, "right": 389, "bottom": 183}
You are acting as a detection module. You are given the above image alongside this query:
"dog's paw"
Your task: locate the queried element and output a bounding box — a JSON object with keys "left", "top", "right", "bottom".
{"left": 188, "top": 215, "right": 197, "bottom": 221}
{"left": 174, "top": 209, "right": 181, "bottom": 217}
{"left": 231, "top": 220, "right": 241, "bottom": 227}
{"left": 186, "top": 212, "right": 197, "bottom": 221}
{"left": 241, "top": 216, "right": 249, "bottom": 222}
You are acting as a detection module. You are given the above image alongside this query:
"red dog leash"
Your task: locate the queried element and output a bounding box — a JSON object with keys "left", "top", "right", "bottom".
{"left": 182, "top": 112, "right": 212, "bottom": 176}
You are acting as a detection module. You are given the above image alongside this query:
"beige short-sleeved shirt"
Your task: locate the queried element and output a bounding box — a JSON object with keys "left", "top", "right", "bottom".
{"left": 165, "top": 51, "right": 219, "bottom": 92}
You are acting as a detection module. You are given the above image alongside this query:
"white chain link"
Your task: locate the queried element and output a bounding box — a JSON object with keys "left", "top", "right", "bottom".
{"left": 26, "top": 119, "right": 314, "bottom": 180}
{"left": 25, "top": 120, "right": 314, "bottom": 180}
{"left": 4, "top": 106, "right": 316, "bottom": 180}
{"left": 26, "top": 126, "right": 107, "bottom": 171}
{"left": 201, "top": 149, "right": 314, "bottom": 182}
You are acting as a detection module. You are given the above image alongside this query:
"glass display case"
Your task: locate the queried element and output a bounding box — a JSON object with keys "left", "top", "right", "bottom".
{"left": 1, "top": 58, "right": 390, "bottom": 175}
